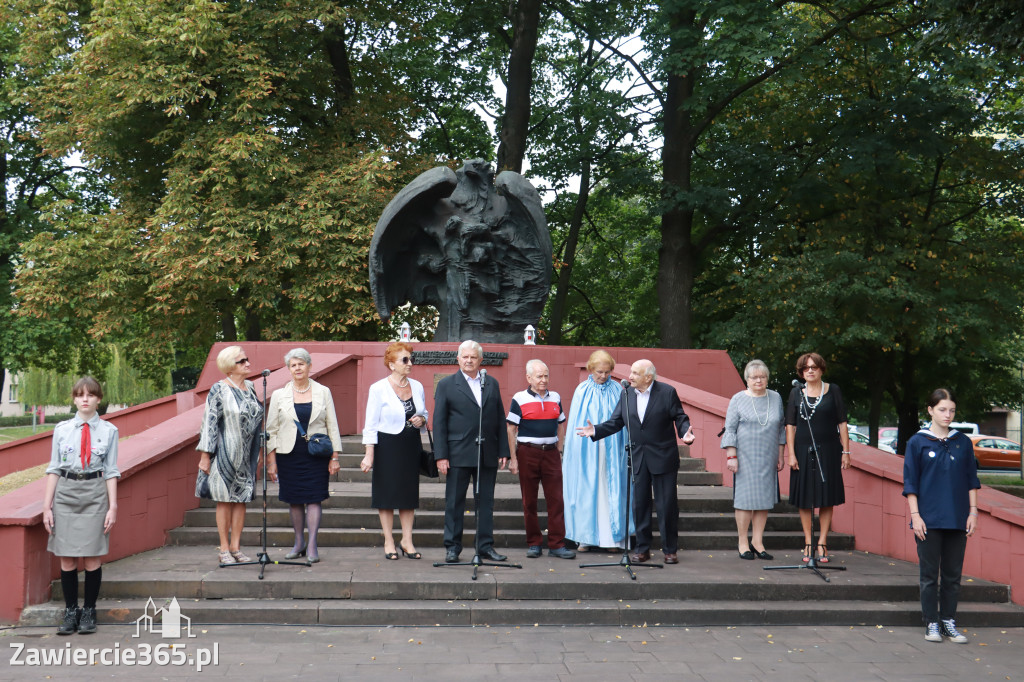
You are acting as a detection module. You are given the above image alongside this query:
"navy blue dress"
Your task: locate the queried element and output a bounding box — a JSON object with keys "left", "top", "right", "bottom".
{"left": 277, "top": 402, "right": 330, "bottom": 504}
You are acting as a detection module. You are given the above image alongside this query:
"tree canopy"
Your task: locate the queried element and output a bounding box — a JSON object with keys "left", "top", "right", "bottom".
{"left": 2, "top": 0, "right": 1023, "bottom": 437}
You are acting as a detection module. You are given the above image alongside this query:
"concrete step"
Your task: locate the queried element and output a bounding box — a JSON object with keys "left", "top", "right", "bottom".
{"left": 199, "top": 483, "right": 751, "bottom": 513}
{"left": 29, "top": 546, "right": 1024, "bottom": 628}
{"left": 180, "top": 508, "right": 811, "bottom": 532}
{"left": 327, "top": 468, "right": 722, "bottom": 485}
{"left": 166, "top": 524, "right": 853, "bottom": 550}
{"left": 21, "top": 598, "right": 1024, "bottom": 629}
{"left": 331, "top": 452, "right": 709, "bottom": 472}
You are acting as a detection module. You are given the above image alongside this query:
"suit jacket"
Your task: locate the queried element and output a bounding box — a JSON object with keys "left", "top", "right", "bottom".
{"left": 266, "top": 379, "right": 343, "bottom": 455}
{"left": 591, "top": 380, "right": 690, "bottom": 475}
{"left": 433, "top": 371, "right": 510, "bottom": 468}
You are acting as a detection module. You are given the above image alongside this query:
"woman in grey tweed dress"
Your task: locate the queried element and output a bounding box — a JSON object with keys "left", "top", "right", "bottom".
{"left": 720, "top": 360, "right": 786, "bottom": 560}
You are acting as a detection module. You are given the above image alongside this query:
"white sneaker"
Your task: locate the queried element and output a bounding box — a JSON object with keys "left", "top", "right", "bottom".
{"left": 925, "top": 622, "right": 942, "bottom": 642}
{"left": 941, "top": 619, "right": 968, "bottom": 644}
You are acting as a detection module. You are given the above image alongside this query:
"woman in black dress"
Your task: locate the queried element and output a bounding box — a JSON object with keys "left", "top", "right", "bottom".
{"left": 360, "top": 342, "right": 428, "bottom": 560}
{"left": 266, "top": 348, "right": 342, "bottom": 563}
{"left": 785, "top": 352, "right": 851, "bottom": 563}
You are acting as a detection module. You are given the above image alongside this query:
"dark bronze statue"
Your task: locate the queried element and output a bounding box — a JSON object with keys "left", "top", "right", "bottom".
{"left": 369, "top": 159, "right": 551, "bottom": 342}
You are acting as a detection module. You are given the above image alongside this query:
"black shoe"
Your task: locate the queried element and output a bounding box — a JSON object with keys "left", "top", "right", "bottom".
{"left": 754, "top": 549, "right": 774, "bottom": 560}
{"left": 479, "top": 548, "right": 507, "bottom": 561}
{"left": 57, "top": 607, "right": 78, "bottom": 635}
{"left": 526, "top": 545, "right": 542, "bottom": 558}
{"left": 77, "top": 607, "right": 97, "bottom": 634}
{"left": 548, "top": 547, "right": 576, "bottom": 559}
{"left": 445, "top": 548, "right": 460, "bottom": 563}
{"left": 738, "top": 550, "right": 756, "bottom": 560}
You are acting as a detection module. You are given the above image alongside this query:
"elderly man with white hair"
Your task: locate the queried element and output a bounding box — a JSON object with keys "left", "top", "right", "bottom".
{"left": 433, "top": 340, "right": 511, "bottom": 563}
{"left": 506, "top": 360, "right": 575, "bottom": 559}
{"left": 577, "top": 359, "right": 695, "bottom": 564}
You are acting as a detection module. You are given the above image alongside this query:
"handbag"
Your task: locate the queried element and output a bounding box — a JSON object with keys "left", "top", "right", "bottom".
{"left": 419, "top": 428, "right": 439, "bottom": 478}
{"left": 294, "top": 419, "right": 334, "bottom": 459}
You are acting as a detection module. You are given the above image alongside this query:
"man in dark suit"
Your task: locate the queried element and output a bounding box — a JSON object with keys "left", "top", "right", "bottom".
{"left": 434, "top": 340, "right": 511, "bottom": 562}
{"left": 576, "top": 359, "right": 695, "bottom": 564}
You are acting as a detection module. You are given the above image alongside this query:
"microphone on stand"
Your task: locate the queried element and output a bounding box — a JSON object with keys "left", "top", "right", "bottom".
{"left": 620, "top": 379, "right": 630, "bottom": 388}
{"left": 261, "top": 369, "right": 271, "bottom": 377}
{"left": 479, "top": 368, "right": 487, "bottom": 388}
{"left": 792, "top": 379, "right": 805, "bottom": 388}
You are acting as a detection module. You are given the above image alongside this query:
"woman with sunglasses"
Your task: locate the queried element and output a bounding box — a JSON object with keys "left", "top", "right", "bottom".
{"left": 785, "top": 352, "right": 851, "bottom": 563}
{"left": 361, "top": 342, "right": 428, "bottom": 560}
{"left": 196, "top": 346, "right": 263, "bottom": 565}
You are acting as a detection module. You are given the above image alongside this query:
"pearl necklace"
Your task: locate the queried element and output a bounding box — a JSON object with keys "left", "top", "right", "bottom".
{"left": 800, "top": 384, "right": 824, "bottom": 421}
{"left": 292, "top": 381, "right": 312, "bottom": 394}
{"left": 225, "top": 376, "right": 245, "bottom": 391}
{"left": 389, "top": 375, "right": 410, "bottom": 389}
{"left": 749, "top": 392, "right": 770, "bottom": 427}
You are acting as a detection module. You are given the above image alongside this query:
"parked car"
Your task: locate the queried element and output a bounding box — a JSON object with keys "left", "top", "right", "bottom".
{"left": 878, "top": 437, "right": 897, "bottom": 454}
{"left": 968, "top": 435, "right": 1021, "bottom": 469}
{"left": 878, "top": 427, "right": 897, "bottom": 442}
{"left": 849, "top": 431, "right": 870, "bottom": 444}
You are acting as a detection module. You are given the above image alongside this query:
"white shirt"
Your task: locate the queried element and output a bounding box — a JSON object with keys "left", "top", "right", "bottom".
{"left": 463, "top": 371, "right": 482, "bottom": 406}
{"left": 635, "top": 386, "right": 652, "bottom": 423}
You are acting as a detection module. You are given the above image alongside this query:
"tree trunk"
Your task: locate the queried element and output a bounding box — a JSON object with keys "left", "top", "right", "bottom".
{"left": 322, "top": 18, "right": 354, "bottom": 113}
{"left": 546, "top": 157, "right": 591, "bottom": 344}
{"left": 657, "top": 9, "right": 697, "bottom": 349}
{"left": 894, "top": 349, "right": 917, "bottom": 456}
{"left": 496, "top": 0, "right": 542, "bottom": 174}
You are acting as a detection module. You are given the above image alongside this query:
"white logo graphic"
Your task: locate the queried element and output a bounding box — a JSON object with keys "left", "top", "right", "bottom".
{"left": 133, "top": 597, "right": 197, "bottom": 639}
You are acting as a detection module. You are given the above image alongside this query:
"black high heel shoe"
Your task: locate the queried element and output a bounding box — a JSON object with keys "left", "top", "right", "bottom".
{"left": 400, "top": 545, "right": 422, "bottom": 560}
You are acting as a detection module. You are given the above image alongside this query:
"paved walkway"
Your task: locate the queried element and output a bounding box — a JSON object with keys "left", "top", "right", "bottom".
{"left": 2, "top": 623, "right": 1021, "bottom": 680}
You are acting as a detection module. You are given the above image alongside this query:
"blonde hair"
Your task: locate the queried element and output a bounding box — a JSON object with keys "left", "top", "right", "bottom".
{"left": 586, "top": 349, "right": 615, "bottom": 373}
{"left": 216, "top": 345, "right": 245, "bottom": 374}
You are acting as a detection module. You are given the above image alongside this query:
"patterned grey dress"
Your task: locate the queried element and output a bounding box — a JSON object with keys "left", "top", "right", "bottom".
{"left": 196, "top": 380, "right": 263, "bottom": 503}
{"left": 720, "top": 390, "right": 786, "bottom": 510}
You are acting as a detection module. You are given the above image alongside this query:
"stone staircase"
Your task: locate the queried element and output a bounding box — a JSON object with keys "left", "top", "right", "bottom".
{"left": 21, "top": 437, "right": 1024, "bottom": 628}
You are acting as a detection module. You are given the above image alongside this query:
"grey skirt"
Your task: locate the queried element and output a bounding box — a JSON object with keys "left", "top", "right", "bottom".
{"left": 47, "top": 476, "right": 110, "bottom": 557}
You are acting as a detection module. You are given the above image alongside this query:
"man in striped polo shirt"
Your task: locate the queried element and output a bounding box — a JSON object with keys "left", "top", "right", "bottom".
{"left": 506, "top": 359, "right": 576, "bottom": 559}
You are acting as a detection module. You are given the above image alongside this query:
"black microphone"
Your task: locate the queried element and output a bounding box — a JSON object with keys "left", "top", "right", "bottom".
{"left": 620, "top": 379, "right": 630, "bottom": 388}
{"left": 261, "top": 369, "right": 271, "bottom": 377}
{"left": 792, "top": 379, "right": 805, "bottom": 388}
{"left": 479, "top": 368, "right": 487, "bottom": 388}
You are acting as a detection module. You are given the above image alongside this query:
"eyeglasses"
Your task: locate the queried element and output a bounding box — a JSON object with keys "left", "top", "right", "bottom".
{"left": 749, "top": 375, "right": 768, "bottom": 381}
{"left": 803, "top": 365, "right": 819, "bottom": 371}
{"left": 400, "top": 356, "right": 412, "bottom": 365}
{"left": 235, "top": 357, "right": 250, "bottom": 365}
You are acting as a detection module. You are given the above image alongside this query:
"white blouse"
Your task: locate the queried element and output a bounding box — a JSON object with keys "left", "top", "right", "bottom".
{"left": 362, "top": 377, "right": 428, "bottom": 445}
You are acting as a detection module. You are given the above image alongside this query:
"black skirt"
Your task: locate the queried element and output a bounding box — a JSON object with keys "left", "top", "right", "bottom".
{"left": 371, "top": 427, "right": 421, "bottom": 509}
{"left": 277, "top": 403, "right": 330, "bottom": 505}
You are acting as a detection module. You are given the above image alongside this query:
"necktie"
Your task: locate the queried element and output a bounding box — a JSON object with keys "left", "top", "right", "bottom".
{"left": 80, "top": 423, "right": 91, "bottom": 469}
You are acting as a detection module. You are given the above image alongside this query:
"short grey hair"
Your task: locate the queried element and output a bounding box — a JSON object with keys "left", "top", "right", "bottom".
{"left": 284, "top": 348, "right": 312, "bottom": 365}
{"left": 525, "top": 359, "right": 547, "bottom": 376}
{"left": 458, "top": 339, "right": 482, "bottom": 357}
{"left": 638, "top": 359, "right": 656, "bottom": 379}
{"left": 743, "top": 359, "right": 769, "bottom": 380}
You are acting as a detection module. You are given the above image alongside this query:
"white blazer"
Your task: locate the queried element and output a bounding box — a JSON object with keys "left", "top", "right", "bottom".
{"left": 362, "top": 377, "right": 428, "bottom": 445}
{"left": 266, "top": 379, "right": 343, "bottom": 455}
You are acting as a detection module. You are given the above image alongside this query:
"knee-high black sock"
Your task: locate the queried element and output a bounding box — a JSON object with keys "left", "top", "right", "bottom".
{"left": 60, "top": 570, "right": 78, "bottom": 610}
{"left": 83, "top": 568, "right": 102, "bottom": 609}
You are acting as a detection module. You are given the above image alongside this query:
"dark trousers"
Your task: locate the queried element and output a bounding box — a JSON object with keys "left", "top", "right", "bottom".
{"left": 916, "top": 528, "right": 968, "bottom": 623}
{"left": 633, "top": 460, "right": 679, "bottom": 554}
{"left": 443, "top": 465, "right": 497, "bottom": 554}
{"left": 515, "top": 443, "right": 566, "bottom": 548}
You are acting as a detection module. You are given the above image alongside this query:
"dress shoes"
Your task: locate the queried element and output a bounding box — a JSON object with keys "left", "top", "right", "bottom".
{"left": 479, "top": 548, "right": 507, "bottom": 561}
{"left": 526, "top": 545, "right": 543, "bottom": 558}
{"left": 629, "top": 550, "right": 651, "bottom": 563}
{"left": 738, "top": 550, "right": 756, "bottom": 560}
{"left": 445, "top": 548, "right": 460, "bottom": 563}
{"left": 754, "top": 549, "right": 774, "bottom": 560}
{"left": 663, "top": 552, "right": 679, "bottom": 564}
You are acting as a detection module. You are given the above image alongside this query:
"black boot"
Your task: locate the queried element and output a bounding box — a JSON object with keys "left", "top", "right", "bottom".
{"left": 77, "top": 607, "right": 97, "bottom": 634}
{"left": 57, "top": 607, "right": 79, "bottom": 635}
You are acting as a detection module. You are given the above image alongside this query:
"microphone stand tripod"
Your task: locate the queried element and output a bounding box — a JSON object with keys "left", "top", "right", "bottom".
{"left": 581, "top": 380, "right": 662, "bottom": 579}
{"left": 434, "top": 371, "right": 522, "bottom": 580}
{"left": 222, "top": 370, "right": 311, "bottom": 579}
{"left": 763, "top": 381, "right": 845, "bottom": 582}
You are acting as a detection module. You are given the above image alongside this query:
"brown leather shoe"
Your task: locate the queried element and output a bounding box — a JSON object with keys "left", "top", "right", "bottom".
{"left": 629, "top": 550, "right": 651, "bottom": 563}
{"left": 663, "top": 552, "right": 679, "bottom": 564}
